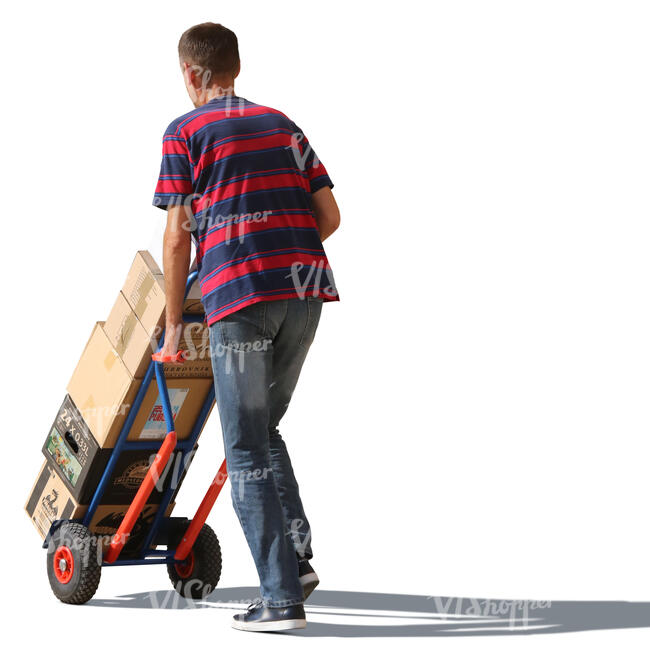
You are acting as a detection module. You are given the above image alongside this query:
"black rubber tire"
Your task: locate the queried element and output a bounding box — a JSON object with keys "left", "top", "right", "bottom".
{"left": 46, "top": 522, "right": 101, "bottom": 604}
{"left": 167, "top": 523, "right": 221, "bottom": 599}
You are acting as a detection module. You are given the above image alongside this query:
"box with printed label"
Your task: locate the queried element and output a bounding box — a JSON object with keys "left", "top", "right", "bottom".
{"left": 68, "top": 324, "right": 214, "bottom": 448}
{"left": 95, "top": 448, "right": 187, "bottom": 504}
{"left": 41, "top": 394, "right": 108, "bottom": 503}
{"left": 168, "top": 321, "right": 213, "bottom": 379}
{"left": 42, "top": 394, "right": 198, "bottom": 503}
{"left": 26, "top": 461, "right": 176, "bottom": 550}
{"left": 26, "top": 463, "right": 80, "bottom": 539}
{"left": 127, "top": 377, "right": 214, "bottom": 442}
{"left": 87, "top": 501, "right": 176, "bottom": 554}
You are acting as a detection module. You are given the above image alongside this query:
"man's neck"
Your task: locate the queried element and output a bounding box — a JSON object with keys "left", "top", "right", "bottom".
{"left": 197, "top": 82, "right": 236, "bottom": 106}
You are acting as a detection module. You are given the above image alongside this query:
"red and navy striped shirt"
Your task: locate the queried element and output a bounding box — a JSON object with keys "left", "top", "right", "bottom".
{"left": 153, "top": 94, "right": 338, "bottom": 325}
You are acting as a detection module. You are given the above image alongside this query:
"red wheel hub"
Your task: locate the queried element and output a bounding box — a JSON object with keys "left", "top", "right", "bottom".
{"left": 175, "top": 550, "right": 195, "bottom": 579}
{"left": 53, "top": 546, "right": 75, "bottom": 584}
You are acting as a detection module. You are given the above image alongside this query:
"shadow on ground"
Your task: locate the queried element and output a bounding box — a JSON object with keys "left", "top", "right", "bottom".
{"left": 88, "top": 586, "right": 650, "bottom": 637}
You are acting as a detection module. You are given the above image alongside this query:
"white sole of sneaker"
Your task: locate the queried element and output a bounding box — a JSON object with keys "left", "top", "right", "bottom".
{"left": 231, "top": 618, "right": 307, "bottom": 632}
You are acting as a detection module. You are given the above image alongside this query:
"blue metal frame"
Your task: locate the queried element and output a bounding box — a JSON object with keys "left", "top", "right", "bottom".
{"left": 69, "top": 271, "right": 215, "bottom": 566}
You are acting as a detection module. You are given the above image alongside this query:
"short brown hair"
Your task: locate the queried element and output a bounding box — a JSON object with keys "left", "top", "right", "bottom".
{"left": 178, "top": 22, "right": 240, "bottom": 79}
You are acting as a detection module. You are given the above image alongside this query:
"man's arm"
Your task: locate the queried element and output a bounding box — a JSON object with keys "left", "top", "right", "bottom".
{"left": 311, "top": 186, "right": 340, "bottom": 241}
{"left": 160, "top": 204, "right": 192, "bottom": 357}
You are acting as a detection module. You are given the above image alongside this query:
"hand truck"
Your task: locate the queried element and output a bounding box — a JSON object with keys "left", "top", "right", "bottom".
{"left": 43, "top": 271, "right": 228, "bottom": 604}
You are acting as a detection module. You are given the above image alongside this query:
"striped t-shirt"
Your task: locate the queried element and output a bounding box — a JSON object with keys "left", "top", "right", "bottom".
{"left": 153, "top": 94, "right": 338, "bottom": 325}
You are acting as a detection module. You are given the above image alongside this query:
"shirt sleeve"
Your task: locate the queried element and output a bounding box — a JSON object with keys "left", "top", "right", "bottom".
{"left": 152, "top": 126, "right": 194, "bottom": 210}
{"left": 290, "top": 122, "right": 334, "bottom": 194}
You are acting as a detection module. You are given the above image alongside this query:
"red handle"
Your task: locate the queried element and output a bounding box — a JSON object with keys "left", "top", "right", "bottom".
{"left": 104, "top": 431, "right": 178, "bottom": 564}
{"left": 152, "top": 350, "right": 187, "bottom": 363}
{"left": 174, "top": 459, "right": 228, "bottom": 561}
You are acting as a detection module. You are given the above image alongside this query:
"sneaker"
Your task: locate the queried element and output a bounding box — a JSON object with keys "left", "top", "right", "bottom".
{"left": 232, "top": 598, "right": 306, "bottom": 632}
{"left": 298, "top": 558, "right": 319, "bottom": 600}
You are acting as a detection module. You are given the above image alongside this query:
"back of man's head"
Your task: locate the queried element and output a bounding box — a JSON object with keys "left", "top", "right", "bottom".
{"left": 178, "top": 22, "right": 240, "bottom": 83}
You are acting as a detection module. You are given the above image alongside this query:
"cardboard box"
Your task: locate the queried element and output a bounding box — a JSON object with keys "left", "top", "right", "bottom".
{"left": 87, "top": 502, "right": 176, "bottom": 554}
{"left": 183, "top": 277, "right": 204, "bottom": 315}
{"left": 114, "top": 251, "right": 212, "bottom": 378}
{"left": 94, "top": 448, "right": 188, "bottom": 504}
{"left": 44, "top": 444, "right": 187, "bottom": 505}
{"left": 170, "top": 321, "right": 213, "bottom": 379}
{"left": 106, "top": 294, "right": 212, "bottom": 380}
{"left": 26, "top": 461, "right": 176, "bottom": 551}
{"left": 26, "top": 463, "right": 79, "bottom": 538}
{"left": 121, "top": 251, "right": 167, "bottom": 340}
{"left": 127, "top": 377, "right": 214, "bottom": 442}
{"left": 42, "top": 394, "right": 109, "bottom": 502}
{"left": 67, "top": 323, "right": 141, "bottom": 448}
{"left": 104, "top": 292, "right": 156, "bottom": 378}
{"left": 121, "top": 251, "right": 205, "bottom": 340}
{"left": 68, "top": 323, "right": 214, "bottom": 447}
{"left": 42, "top": 393, "right": 204, "bottom": 503}
{"left": 167, "top": 444, "right": 199, "bottom": 503}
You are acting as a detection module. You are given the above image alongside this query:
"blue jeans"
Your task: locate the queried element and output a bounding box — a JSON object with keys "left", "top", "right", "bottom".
{"left": 209, "top": 297, "right": 323, "bottom": 607}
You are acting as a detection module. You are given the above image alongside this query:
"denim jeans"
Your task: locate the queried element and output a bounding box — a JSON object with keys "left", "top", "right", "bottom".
{"left": 209, "top": 297, "right": 323, "bottom": 607}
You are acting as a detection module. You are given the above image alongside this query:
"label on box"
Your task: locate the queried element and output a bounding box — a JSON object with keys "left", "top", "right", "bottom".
{"left": 44, "top": 427, "right": 83, "bottom": 487}
{"left": 42, "top": 395, "right": 103, "bottom": 501}
{"left": 26, "top": 464, "right": 78, "bottom": 539}
{"left": 91, "top": 504, "right": 159, "bottom": 554}
{"left": 103, "top": 450, "right": 183, "bottom": 503}
{"left": 92, "top": 505, "right": 157, "bottom": 537}
{"left": 139, "top": 388, "right": 189, "bottom": 439}
{"left": 56, "top": 396, "right": 96, "bottom": 466}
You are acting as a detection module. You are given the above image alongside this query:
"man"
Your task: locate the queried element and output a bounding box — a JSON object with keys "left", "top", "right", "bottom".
{"left": 153, "top": 22, "right": 340, "bottom": 632}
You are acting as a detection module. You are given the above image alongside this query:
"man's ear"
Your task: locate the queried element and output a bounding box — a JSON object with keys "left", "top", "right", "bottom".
{"left": 234, "top": 61, "right": 241, "bottom": 79}
{"left": 180, "top": 61, "right": 200, "bottom": 89}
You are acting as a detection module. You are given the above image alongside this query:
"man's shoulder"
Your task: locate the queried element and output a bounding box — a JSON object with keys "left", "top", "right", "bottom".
{"left": 162, "top": 98, "right": 298, "bottom": 140}
{"left": 163, "top": 106, "right": 206, "bottom": 138}
{"left": 234, "top": 99, "right": 297, "bottom": 130}
{"left": 249, "top": 100, "right": 290, "bottom": 118}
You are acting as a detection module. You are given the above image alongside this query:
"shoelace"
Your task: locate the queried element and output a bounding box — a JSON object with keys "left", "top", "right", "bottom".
{"left": 247, "top": 597, "right": 263, "bottom": 611}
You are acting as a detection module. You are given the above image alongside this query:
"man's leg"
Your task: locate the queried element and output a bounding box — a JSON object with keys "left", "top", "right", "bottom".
{"left": 267, "top": 297, "right": 323, "bottom": 561}
{"left": 209, "top": 301, "right": 303, "bottom": 608}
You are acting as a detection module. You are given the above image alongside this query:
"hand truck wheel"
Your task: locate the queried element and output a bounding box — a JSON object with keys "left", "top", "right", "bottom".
{"left": 168, "top": 522, "right": 222, "bottom": 599}
{"left": 46, "top": 522, "right": 102, "bottom": 604}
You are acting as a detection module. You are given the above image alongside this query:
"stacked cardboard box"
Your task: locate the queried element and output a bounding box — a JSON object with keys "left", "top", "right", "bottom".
{"left": 26, "top": 462, "right": 178, "bottom": 553}
{"left": 26, "top": 251, "right": 215, "bottom": 552}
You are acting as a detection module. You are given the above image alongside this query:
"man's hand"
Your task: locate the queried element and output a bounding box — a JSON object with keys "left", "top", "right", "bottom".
{"left": 157, "top": 322, "right": 185, "bottom": 361}
{"left": 162, "top": 203, "right": 192, "bottom": 356}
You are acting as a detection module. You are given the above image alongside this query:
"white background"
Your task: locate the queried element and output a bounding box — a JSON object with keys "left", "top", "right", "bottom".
{"left": 1, "top": 0, "right": 649, "bottom": 646}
